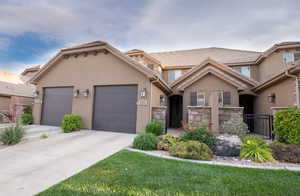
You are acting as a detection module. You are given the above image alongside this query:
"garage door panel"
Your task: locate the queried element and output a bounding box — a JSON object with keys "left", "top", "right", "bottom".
{"left": 42, "top": 87, "right": 73, "bottom": 126}
{"left": 93, "top": 85, "right": 137, "bottom": 133}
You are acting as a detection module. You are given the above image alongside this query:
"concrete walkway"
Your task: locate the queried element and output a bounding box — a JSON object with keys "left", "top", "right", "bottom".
{"left": 0, "top": 130, "right": 134, "bottom": 196}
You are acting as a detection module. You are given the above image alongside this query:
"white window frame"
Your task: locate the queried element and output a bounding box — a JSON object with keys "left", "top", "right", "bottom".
{"left": 283, "top": 53, "right": 295, "bottom": 63}
{"left": 168, "top": 70, "right": 182, "bottom": 83}
{"left": 233, "top": 66, "right": 250, "bottom": 78}
{"left": 196, "top": 92, "right": 205, "bottom": 106}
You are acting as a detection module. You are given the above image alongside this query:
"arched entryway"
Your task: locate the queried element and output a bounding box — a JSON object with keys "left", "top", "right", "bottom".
{"left": 168, "top": 95, "right": 183, "bottom": 128}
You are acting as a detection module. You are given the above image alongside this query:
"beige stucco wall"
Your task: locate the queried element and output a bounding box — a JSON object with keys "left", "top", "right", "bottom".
{"left": 258, "top": 49, "right": 298, "bottom": 82}
{"left": 151, "top": 84, "right": 166, "bottom": 107}
{"left": 0, "top": 96, "right": 11, "bottom": 111}
{"left": 182, "top": 73, "right": 239, "bottom": 122}
{"left": 254, "top": 77, "right": 296, "bottom": 115}
{"left": 33, "top": 52, "right": 154, "bottom": 132}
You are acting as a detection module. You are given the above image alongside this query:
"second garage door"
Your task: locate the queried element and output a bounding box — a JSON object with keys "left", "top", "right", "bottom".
{"left": 93, "top": 85, "right": 137, "bottom": 133}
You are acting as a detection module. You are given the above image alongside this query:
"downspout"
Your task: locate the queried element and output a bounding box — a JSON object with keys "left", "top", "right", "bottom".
{"left": 283, "top": 60, "right": 300, "bottom": 108}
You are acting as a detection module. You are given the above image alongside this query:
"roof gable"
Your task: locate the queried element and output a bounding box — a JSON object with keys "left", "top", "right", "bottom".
{"left": 31, "top": 42, "right": 156, "bottom": 84}
{"left": 171, "top": 58, "right": 258, "bottom": 89}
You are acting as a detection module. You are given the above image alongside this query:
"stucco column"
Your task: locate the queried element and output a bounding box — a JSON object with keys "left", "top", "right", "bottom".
{"left": 210, "top": 91, "right": 219, "bottom": 134}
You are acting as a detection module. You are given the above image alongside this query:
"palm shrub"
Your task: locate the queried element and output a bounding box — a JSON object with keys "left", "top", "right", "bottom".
{"left": 180, "top": 125, "right": 217, "bottom": 150}
{"left": 169, "top": 141, "right": 213, "bottom": 161}
{"left": 240, "top": 136, "right": 274, "bottom": 162}
{"left": 0, "top": 124, "right": 25, "bottom": 145}
{"left": 133, "top": 133, "right": 158, "bottom": 150}
{"left": 273, "top": 109, "right": 300, "bottom": 144}
{"left": 61, "top": 114, "right": 82, "bottom": 133}
{"left": 145, "top": 122, "right": 164, "bottom": 136}
{"left": 157, "top": 134, "right": 182, "bottom": 151}
{"left": 21, "top": 113, "right": 33, "bottom": 125}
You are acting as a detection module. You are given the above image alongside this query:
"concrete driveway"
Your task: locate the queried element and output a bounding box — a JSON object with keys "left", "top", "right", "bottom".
{"left": 0, "top": 130, "right": 134, "bottom": 196}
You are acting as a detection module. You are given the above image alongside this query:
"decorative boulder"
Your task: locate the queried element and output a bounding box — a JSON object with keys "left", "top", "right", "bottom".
{"left": 214, "top": 134, "right": 242, "bottom": 156}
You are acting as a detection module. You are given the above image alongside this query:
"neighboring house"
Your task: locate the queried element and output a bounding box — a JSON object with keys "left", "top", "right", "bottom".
{"left": 30, "top": 41, "right": 300, "bottom": 135}
{"left": 0, "top": 67, "right": 39, "bottom": 122}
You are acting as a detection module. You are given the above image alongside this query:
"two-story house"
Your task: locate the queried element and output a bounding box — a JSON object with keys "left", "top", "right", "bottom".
{"left": 30, "top": 41, "right": 300, "bottom": 135}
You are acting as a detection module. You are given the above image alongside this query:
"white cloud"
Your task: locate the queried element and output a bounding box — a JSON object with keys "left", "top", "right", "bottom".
{"left": 0, "top": 0, "right": 300, "bottom": 55}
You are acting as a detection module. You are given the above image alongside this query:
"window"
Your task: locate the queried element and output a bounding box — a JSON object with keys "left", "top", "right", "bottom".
{"left": 217, "top": 91, "right": 231, "bottom": 106}
{"left": 218, "top": 91, "right": 223, "bottom": 106}
{"left": 233, "top": 66, "right": 251, "bottom": 78}
{"left": 168, "top": 70, "right": 182, "bottom": 83}
{"left": 283, "top": 53, "right": 294, "bottom": 63}
{"left": 196, "top": 92, "right": 205, "bottom": 106}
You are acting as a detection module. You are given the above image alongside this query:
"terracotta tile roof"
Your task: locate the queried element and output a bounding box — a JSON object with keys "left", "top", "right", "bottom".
{"left": 149, "top": 47, "right": 262, "bottom": 67}
{"left": 0, "top": 70, "right": 35, "bottom": 97}
{"left": 0, "top": 81, "right": 34, "bottom": 97}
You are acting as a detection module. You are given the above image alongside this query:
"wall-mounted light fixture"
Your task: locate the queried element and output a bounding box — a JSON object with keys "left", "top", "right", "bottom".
{"left": 267, "top": 93, "right": 276, "bottom": 103}
{"left": 73, "top": 89, "right": 79, "bottom": 98}
{"left": 140, "top": 88, "right": 147, "bottom": 98}
{"left": 83, "top": 89, "right": 89, "bottom": 97}
{"left": 33, "top": 90, "right": 39, "bottom": 98}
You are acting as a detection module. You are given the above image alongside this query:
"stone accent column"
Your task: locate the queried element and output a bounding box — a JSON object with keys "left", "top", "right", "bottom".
{"left": 151, "top": 106, "right": 167, "bottom": 125}
{"left": 219, "top": 107, "right": 244, "bottom": 133}
{"left": 210, "top": 92, "right": 219, "bottom": 134}
{"left": 187, "top": 106, "right": 211, "bottom": 128}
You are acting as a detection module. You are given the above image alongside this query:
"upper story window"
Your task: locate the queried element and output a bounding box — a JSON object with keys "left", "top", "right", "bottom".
{"left": 283, "top": 53, "right": 300, "bottom": 63}
{"left": 168, "top": 70, "right": 182, "bottom": 83}
{"left": 233, "top": 66, "right": 251, "bottom": 78}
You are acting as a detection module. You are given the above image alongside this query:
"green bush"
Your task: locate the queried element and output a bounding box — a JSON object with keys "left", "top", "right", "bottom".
{"left": 61, "top": 114, "right": 82, "bottom": 133}
{"left": 145, "top": 122, "right": 164, "bottom": 136}
{"left": 270, "top": 142, "right": 300, "bottom": 163}
{"left": 274, "top": 108, "right": 300, "bottom": 144}
{"left": 180, "top": 125, "right": 217, "bottom": 150}
{"left": 0, "top": 124, "right": 25, "bottom": 145}
{"left": 241, "top": 136, "right": 267, "bottom": 147}
{"left": 133, "top": 133, "right": 158, "bottom": 150}
{"left": 24, "top": 106, "right": 32, "bottom": 114}
{"left": 240, "top": 137, "right": 274, "bottom": 163}
{"left": 21, "top": 113, "right": 33, "bottom": 125}
{"left": 169, "top": 141, "right": 213, "bottom": 161}
{"left": 220, "top": 119, "right": 248, "bottom": 137}
{"left": 157, "top": 134, "right": 182, "bottom": 151}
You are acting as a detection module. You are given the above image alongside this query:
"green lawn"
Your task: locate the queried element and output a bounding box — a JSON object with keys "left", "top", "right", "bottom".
{"left": 38, "top": 150, "right": 300, "bottom": 196}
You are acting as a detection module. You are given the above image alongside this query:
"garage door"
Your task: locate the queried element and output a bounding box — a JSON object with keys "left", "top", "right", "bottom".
{"left": 93, "top": 85, "right": 137, "bottom": 133}
{"left": 41, "top": 87, "right": 73, "bottom": 126}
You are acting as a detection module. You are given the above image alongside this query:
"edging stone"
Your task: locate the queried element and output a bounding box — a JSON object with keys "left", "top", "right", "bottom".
{"left": 125, "top": 147, "right": 300, "bottom": 171}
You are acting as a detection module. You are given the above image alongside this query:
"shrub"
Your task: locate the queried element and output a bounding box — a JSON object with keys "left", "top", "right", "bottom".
{"left": 270, "top": 142, "right": 300, "bottom": 163}
{"left": 0, "top": 124, "right": 25, "bottom": 145}
{"left": 21, "top": 113, "right": 33, "bottom": 125}
{"left": 24, "top": 106, "right": 32, "bottom": 114}
{"left": 157, "top": 134, "right": 182, "bottom": 151}
{"left": 145, "top": 122, "right": 164, "bottom": 136}
{"left": 169, "top": 141, "right": 213, "bottom": 161}
{"left": 274, "top": 108, "right": 300, "bottom": 144}
{"left": 220, "top": 119, "right": 248, "bottom": 137}
{"left": 241, "top": 136, "right": 267, "bottom": 147}
{"left": 133, "top": 133, "right": 158, "bottom": 150}
{"left": 180, "top": 125, "right": 217, "bottom": 150}
{"left": 61, "top": 114, "right": 82, "bottom": 133}
{"left": 240, "top": 137, "right": 274, "bottom": 163}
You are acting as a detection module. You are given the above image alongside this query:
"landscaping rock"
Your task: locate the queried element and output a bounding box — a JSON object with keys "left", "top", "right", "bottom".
{"left": 214, "top": 134, "right": 242, "bottom": 156}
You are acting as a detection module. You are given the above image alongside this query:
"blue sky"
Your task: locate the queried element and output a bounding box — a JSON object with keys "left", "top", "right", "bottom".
{"left": 0, "top": 0, "right": 300, "bottom": 73}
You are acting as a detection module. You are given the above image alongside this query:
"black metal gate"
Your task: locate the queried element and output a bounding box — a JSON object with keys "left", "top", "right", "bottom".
{"left": 244, "top": 114, "right": 274, "bottom": 139}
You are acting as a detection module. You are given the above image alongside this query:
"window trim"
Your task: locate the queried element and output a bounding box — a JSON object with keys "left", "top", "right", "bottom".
{"left": 196, "top": 92, "right": 205, "bottom": 106}
{"left": 218, "top": 91, "right": 224, "bottom": 107}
